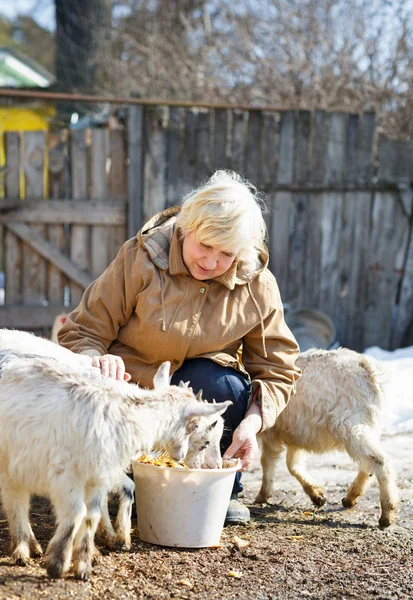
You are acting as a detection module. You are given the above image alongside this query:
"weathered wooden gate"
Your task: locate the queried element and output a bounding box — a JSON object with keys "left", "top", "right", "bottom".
{"left": 0, "top": 128, "right": 127, "bottom": 336}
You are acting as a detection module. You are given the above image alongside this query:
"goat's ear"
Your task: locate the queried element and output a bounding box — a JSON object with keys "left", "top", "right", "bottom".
{"left": 186, "top": 400, "right": 232, "bottom": 421}
{"left": 178, "top": 380, "right": 190, "bottom": 389}
{"left": 153, "top": 361, "right": 171, "bottom": 389}
{"left": 185, "top": 415, "right": 201, "bottom": 435}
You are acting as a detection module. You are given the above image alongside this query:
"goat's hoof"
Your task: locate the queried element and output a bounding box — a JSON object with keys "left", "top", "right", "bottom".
{"left": 342, "top": 497, "right": 357, "bottom": 508}
{"left": 74, "top": 560, "right": 92, "bottom": 581}
{"left": 254, "top": 493, "right": 271, "bottom": 505}
{"left": 13, "top": 552, "right": 30, "bottom": 567}
{"left": 379, "top": 515, "right": 393, "bottom": 528}
{"left": 117, "top": 542, "right": 131, "bottom": 552}
{"left": 75, "top": 568, "right": 91, "bottom": 582}
{"left": 46, "top": 562, "right": 64, "bottom": 579}
{"left": 311, "top": 495, "right": 326, "bottom": 508}
{"left": 110, "top": 538, "right": 131, "bottom": 552}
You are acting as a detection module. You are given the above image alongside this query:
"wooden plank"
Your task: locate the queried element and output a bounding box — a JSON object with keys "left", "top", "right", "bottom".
{"left": 345, "top": 192, "right": 372, "bottom": 351}
{"left": 166, "top": 107, "right": 184, "bottom": 207}
{"left": 260, "top": 113, "right": 278, "bottom": 236}
{"left": 230, "top": 111, "right": 246, "bottom": 174}
{"left": 364, "top": 192, "right": 410, "bottom": 349}
{"left": 294, "top": 111, "right": 311, "bottom": 184}
{"left": 5, "top": 132, "right": 21, "bottom": 197}
{"left": 310, "top": 110, "right": 328, "bottom": 183}
{"left": 48, "top": 131, "right": 69, "bottom": 199}
{"left": 47, "top": 224, "right": 67, "bottom": 304}
{"left": 286, "top": 194, "right": 307, "bottom": 307}
{"left": 213, "top": 109, "right": 228, "bottom": 170}
{"left": 307, "top": 111, "right": 329, "bottom": 309}
{"left": 70, "top": 129, "right": 90, "bottom": 304}
{"left": 245, "top": 111, "right": 262, "bottom": 184}
{"left": 288, "top": 110, "right": 311, "bottom": 306}
{"left": 359, "top": 112, "right": 376, "bottom": 184}
{"left": 0, "top": 304, "right": 78, "bottom": 329}
{"left": 303, "top": 193, "right": 322, "bottom": 308}
{"left": 0, "top": 200, "right": 126, "bottom": 224}
{"left": 22, "top": 131, "right": 47, "bottom": 304}
{"left": 344, "top": 114, "right": 360, "bottom": 184}
{"left": 4, "top": 132, "right": 22, "bottom": 305}
{"left": 319, "top": 193, "right": 343, "bottom": 328}
{"left": 4, "top": 228, "right": 22, "bottom": 305}
{"left": 276, "top": 111, "right": 295, "bottom": 185}
{"left": 6, "top": 222, "right": 93, "bottom": 289}
{"left": 91, "top": 128, "right": 110, "bottom": 278}
{"left": 47, "top": 131, "right": 68, "bottom": 305}
{"left": 143, "top": 108, "right": 166, "bottom": 222}
{"left": 128, "top": 105, "right": 144, "bottom": 237}
{"left": 391, "top": 188, "right": 413, "bottom": 349}
{"left": 195, "top": 110, "right": 211, "bottom": 183}
{"left": 108, "top": 128, "right": 127, "bottom": 262}
{"left": 333, "top": 193, "right": 353, "bottom": 345}
{"left": 323, "top": 112, "right": 348, "bottom": 185}
{"left": 181, "top": 109, "right": 197, "bottom": 197}
{"left": 270, "top": 191, "right": 292, "bottom": 298}
{"left": 377, "top": 137, "right": 413, "bottom": 183}
{"left": 261, "top": 112, "right": 278, "bottom": 191}
{"left": 394, "top": 228, "right": 413, "bottom": 348}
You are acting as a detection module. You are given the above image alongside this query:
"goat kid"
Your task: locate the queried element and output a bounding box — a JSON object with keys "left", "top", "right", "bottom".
{"left": 0, "top": 353, "right": 231, "bottom": 580}
{"left": 256, "top": 348, "right": 399, "bottom": 527}
{"left": 98, "top": 389, "right": 226, "bottom": 552}
{"left": 0, "top": 329, "right": 228, "bottom": 551}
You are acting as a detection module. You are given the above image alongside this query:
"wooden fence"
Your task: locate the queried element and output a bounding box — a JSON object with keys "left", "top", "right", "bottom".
{"left": 1, "top": 104, "right": 413, "bottom": 350}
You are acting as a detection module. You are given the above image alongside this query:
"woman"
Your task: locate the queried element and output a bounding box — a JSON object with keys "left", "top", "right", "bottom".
{"left": 58, "top": 170, "right": 301, "bottom": 525}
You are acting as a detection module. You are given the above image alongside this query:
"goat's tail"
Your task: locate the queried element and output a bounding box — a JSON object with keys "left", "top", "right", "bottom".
{"left": 359, "top": 355, "right": 390, "bottom": 395}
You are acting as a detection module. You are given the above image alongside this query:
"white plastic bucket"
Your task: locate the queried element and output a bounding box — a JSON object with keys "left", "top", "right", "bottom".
{"left": 132, "top": 459, "right": 240, "bottom": 548}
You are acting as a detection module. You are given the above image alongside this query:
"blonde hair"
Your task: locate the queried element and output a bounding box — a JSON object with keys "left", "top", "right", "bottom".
{"left": 176, "top": 170, "right": 267, "bottom": 273}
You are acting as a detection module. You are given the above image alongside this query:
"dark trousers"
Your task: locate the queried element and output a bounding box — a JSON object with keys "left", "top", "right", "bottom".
{"left": 171, "top": 358, "right": 251, "bottom": 494}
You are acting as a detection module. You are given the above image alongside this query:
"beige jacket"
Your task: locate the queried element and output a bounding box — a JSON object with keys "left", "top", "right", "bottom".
{"left": 58, "top": 207, "right": 301, "bottom": 431}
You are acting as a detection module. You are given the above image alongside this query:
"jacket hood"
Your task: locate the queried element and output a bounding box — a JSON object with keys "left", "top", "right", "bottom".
{"left": 137, "top": 206, "right": 269, "bottom": 288}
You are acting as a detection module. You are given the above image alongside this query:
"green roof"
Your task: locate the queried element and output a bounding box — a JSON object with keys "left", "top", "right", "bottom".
{"left": 0, "top": 47, "right": 54, "bottom": 88}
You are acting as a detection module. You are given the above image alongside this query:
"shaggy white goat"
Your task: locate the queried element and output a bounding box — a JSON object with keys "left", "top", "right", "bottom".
{"left": 0, "top": 329, "right": 229, "bottom": 551}
{"left": 256, "top": 348, "right": 399, "bottom": 527}
{"left": 0, "top": 353, "right": 231, "bottom": 580}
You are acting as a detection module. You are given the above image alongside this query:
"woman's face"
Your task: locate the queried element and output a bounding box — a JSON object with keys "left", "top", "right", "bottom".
{"left": 182, "top": 231, "right": 236, "bottom": 280}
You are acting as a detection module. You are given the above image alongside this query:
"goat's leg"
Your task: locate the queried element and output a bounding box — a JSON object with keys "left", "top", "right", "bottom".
{"left": 97, "top": 473, "right": 134, "bottom": 551}
{"left": 342, "top": 469, "right": 372, "bottom": 508}
{"left": 286, "top": 446, "right": 327, "bottom": 507}
{"left": 113, "top": 474, "right": 135, "bottom": 550}
{"left": 0, "top": 480, "right": 42, "bottom": 565}
{"left": 96, "top": 495, "right": 117, "bottom": 550}
{"left": 46, "top": 484, "right": 87, "bottom": 578}
{"left": 72, "top": 483, "right": 106, "bottom": 581}
{"left": 344, "top": 433, "right": 399, "bottom": 527}
{"left": 255, "top": 435, "right": 283, "bottom": 504}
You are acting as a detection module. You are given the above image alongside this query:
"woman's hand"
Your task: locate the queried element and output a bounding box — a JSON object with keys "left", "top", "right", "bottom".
{"left": 223, "top": 400, "right": 262, "bottom": 471}
{"left": 91, "top": 354, "right": 131, "bottom": 381}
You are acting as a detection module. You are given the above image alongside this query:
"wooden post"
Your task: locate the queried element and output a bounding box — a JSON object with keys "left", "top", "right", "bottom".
{"left": 128, "top": 105, "right": 144, "bottom": 238}
{"left": 70, "top": 130, "right": 90, "bottom": 305}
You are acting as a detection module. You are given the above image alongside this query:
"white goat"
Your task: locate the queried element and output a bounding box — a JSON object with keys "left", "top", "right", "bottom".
{"left": 0, "top": 329, "right": 228, "bottom": 551}
{"left": 256, "top": 348, "right": 399, "bottom": 527}
{"left": 0, "top": 353, "right": 231, "bottom": 580}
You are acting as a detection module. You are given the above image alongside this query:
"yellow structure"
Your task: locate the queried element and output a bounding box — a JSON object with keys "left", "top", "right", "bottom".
{"left": 0, "top": 47, "right": 56, "bottom": 198}
{"left": 0, "top": 105, "right": 56, "bottom": 199}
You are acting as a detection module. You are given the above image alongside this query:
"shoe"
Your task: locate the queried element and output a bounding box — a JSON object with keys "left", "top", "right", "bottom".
{"left": 224, "top": 494, "right": 250, "bottom": 525}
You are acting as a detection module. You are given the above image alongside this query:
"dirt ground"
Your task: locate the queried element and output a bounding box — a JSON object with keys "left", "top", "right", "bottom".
{"left": 0, "top": 433, "right": 412, "bottom": 600}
